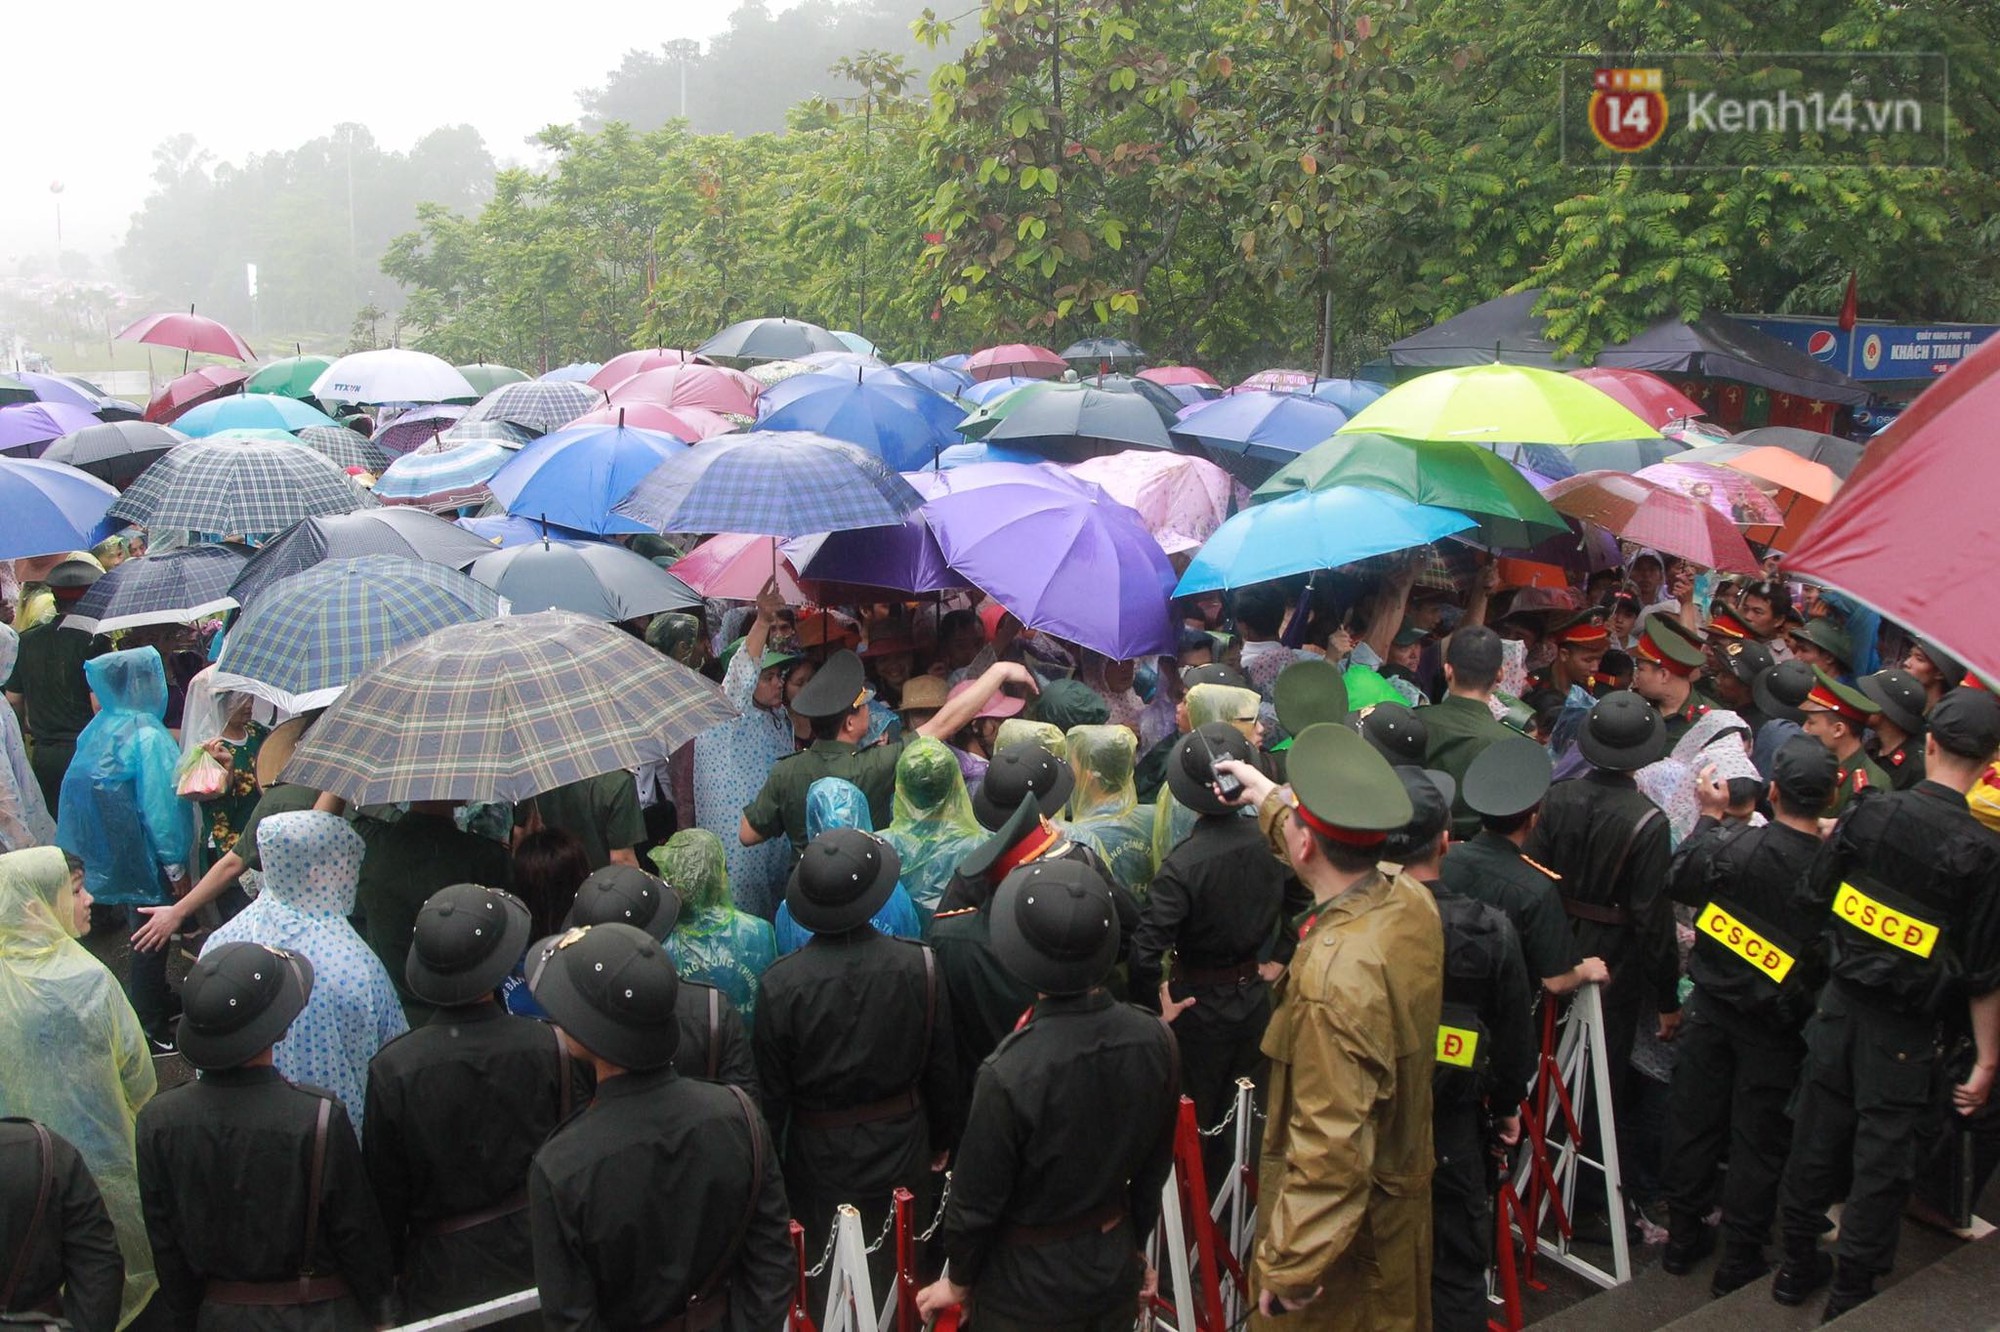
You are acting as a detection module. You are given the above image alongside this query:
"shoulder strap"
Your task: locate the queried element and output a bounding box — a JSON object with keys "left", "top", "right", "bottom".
{"left": 554, "top": 1024, "right": 574, "bottom": 1122}
{"left": 1156, "top": 1015, "right": 1181, "bottom": 1130}
{"left": 1606, "top": 807, "right": 1663, "bottom": 901}
{"left": 0, "top": 1122, "right": 54, "bottom": 1312}
{"left": 705, "top": 987, "right": 721, "bottom": 1082}
{"left": 299, "top": 1098, "right": 333, "bottom": 1285}
{"left": 919, "top": 945, "right": 938, "bottom": 1060}
{"left": 690, "top": 1085, "right": 765, "bottom": 1311}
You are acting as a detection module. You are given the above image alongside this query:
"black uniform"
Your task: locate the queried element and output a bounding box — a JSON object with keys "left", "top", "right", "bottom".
{"left": 136, "top": 1067, "right": 395, "bottom": 1332}
{"left": 1868, "top": 734, "right": 1926, "bottom": 791}
{"left": 753, "top": 928, "right": 956, "bottom": 1272}
{"left": 1662, "top": 816, "right": 1824, "bottom": 1254}
{"left": 673, "top": 981, "right": 759, "bottom": 1101}
{"left": 1440, "top": 831, "right": 1580, "bottom": 989}
{"left": 363, "top": 1006, "right": 588, "bottom": 1321}
{"left": 936, "top": 840, "right": 1138, "bottom": 940}
{"left": 1421, "top": 881, "right": 1535, "bottom": 1332}
{"left": 0, "top": 1120, "right": 123, "bottom": 1332}
{"left": 1778, "top": 782, "right": 2000, "bottom": 1280}
{"left": 942, "top": 990, "right": 1178, "bottom": 1328}
{"left": 529, "top": 1067, "right": 792, "bottom": 1332}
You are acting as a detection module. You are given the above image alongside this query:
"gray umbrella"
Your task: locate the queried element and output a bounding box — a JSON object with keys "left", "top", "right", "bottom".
{"left": 41, "top": 420, "right": 188, "bottom": 488}
{"left": 697, "top": 317, "right": 848, "bottom": 363}
{"left": 230, "top": 508, "right": 500, "bottom": 608}
{"left": 957, "top": 381, "right": 1178, "bottom": 461}
{"left": 459, "top": 380, "right": 600, "bottom": 437}
{"left": 295, "top": 425, "right": 390, "bottom": 473}
{"left": 468, "top": 538, "right": 702, "bottom": 621}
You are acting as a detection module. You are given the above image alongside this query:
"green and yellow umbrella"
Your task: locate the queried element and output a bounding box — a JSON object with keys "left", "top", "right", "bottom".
{"left": 1339, "top": 364, "right": 1662, "bottom": 446}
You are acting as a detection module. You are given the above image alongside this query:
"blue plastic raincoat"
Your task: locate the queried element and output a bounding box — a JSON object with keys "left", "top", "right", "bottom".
{"left": 773, "top": 777, "right": 921, "bottom": 954}
{"left": 650, "top": 828, "right": 779, "bottom": 1028}
{"left": 55, "top": 648, "right": 190, "bottom": 906}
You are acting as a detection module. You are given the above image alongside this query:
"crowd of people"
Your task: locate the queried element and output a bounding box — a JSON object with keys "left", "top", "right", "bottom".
{"left": 5, "top": 529, "right": 2000, "bottom": 1332}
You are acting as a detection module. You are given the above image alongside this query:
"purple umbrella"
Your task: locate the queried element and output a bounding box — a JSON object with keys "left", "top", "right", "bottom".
{"left": 0, "top": 402, "right": 103, "bottom": 457}
{"left": 784, "top": 473, "right": 970, "bottom": 594}
{"left": 374, "top": 404, "right": 468, "bottom": 457}
{"left": 920, "top": 462, "right": 1177, "bottom": 659}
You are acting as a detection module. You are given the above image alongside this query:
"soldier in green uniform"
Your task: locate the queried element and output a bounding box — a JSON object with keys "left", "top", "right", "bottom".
{"left": 1859, "top": 668, "right": 1928, "bottom": 791}
{"left": 1786, "top": 617, "right": 1852, "bottom": 682}
{"left": 1422, "top": 626, "right": 1519, "bottom": 840}
{"left": 1798, "top": 669, "right": 1888, "bottom": 815}
{"left": 2, "top": 560, "right": 107, "bottom": 814}
{"left": 1527, "top": 607, "right": 1611, "bottom": 698}
{"left": 1630, "top": 613, "right": 1711, "bottom": 741}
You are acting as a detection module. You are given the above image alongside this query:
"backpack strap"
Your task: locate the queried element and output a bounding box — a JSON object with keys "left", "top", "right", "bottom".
{"left": 686, "top": 1086, "right": 765, "bottom": 1314}
{"left": 554, "top": 1024, "right": 574, "bottom": 1122}
{"left": 705, "top": 987, "right": 722, "bottom": 1082}
{"left": 297, "top": 1097, "right": 333, "bottom": 1294}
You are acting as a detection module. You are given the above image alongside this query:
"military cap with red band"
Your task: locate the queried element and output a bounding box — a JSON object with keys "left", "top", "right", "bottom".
{"left": 1801, "top": 667, "right": 1879, "bottom": 727}
{"left": 1632, "top": 612, "right": 1704, "bottom": 677}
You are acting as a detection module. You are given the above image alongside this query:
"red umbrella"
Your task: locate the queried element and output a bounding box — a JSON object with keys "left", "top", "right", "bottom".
{"left": 143, "top": 367, "right": 248, "bottom": 424}
{"left": 1566, "top": 367, "right": 1705, "bottom": 428}
{"left": 605, "top": 364, "right": 761, "bottom": 416}
{"left": 116, "top": 310, "right": 256, "bottom": 361}
{"left": 668, "top": 533, "right": 808, "bottom": 602}
{"left": 1634, "top": 461, "right": 1784, "bottom": 526}
{"left": 568, "top": 402, "right": 737, "bottom": 441}
{"left": 966, "top": 343, "right": 1066, "bottom": 382}
{"left": 1137, "top": 365, "right": 1221, "bottom": 388}
{"left": 1787, "top": 332, "right": 2000, "bottom": 682}
{"left": 1544, "top": 469, "right": 1759, "bottom": 573}
{"left": 587, "top": 349, "right": 712, "bottom": 389}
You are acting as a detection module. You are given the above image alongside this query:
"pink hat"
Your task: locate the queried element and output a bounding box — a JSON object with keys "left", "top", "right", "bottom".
{"left": 950, "top": 678, "right": 1025, "bottom": 720}
{"left": 978, "top": 602, "right": 1011, "bottom": 640}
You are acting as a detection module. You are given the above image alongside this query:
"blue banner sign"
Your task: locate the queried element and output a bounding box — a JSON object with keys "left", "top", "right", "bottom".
{"left": 1741, "top": 316, "right": 1998, "bottom": 382}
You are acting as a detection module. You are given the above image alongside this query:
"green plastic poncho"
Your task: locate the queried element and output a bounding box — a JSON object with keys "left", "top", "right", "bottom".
{"left": 645, "top": 612, "right": 706, "bottom": 668}
{"left": 650, "top": 829, "right": 778, "bottom": 1029}
{"left": 1150, "top": 682, "right": 1262, "bottom": 867}
{"left": 0, "top": 847, "right": 157, "bottom": 1325}
{"left": 882, "top": 737, "right": 984, "bottom": 928}
{"left": 56, "top": 648, "right": 191, "bottom": 907}
{"left": 994, "top": 718, "right": 1068, "bottom": 763}
{"left": 1063, "top": 725, "right": 1156, "bottom": 898}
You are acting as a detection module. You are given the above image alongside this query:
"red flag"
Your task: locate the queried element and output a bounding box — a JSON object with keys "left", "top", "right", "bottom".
{"left": 1837, "top": 271, "right": 1859, "bottom": 332}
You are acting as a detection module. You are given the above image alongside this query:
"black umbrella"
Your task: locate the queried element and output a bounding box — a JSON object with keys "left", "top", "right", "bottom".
{"left": 39, "top": 420, "right": 188, "bottom": 488}
{"left": 467, "top": 538, "right": 702, "bottom": 621}
{"left": 1082, "top": 372, "right": 1186, "bottom": 426}
{"left": 1728, "top": 427, "right": 1864, "bottom": 480}
{"left": 1060, "top": 336, "right": 1149, "bottom": 367}
{"left": 229, "top": 509, "right": 499, "bottom": 608}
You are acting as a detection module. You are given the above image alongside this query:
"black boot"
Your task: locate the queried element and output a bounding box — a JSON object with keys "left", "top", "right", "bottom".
{"left": 1821, "top": 1264, "right": 1875, "bottom": 1323}
{"left": 1710, "top": 1240, "right": 1771, "bottom": 1297}
{"left": 1771, "top": 1237, "right": 1834, "bottom": 1306}
{"left": 1662, "top": 1214, "right": 1715, "bottom": 1276}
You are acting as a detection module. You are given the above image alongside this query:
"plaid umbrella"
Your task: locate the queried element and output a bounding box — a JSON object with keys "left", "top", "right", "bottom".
{"left": 108, "top": 437, "right": 370, "bottom": 536}
{"left": 41, "top": 421, "right": 188, "bottom": 489}
{"left": 295, "top": 426, "right": 390, "bottom": 473}
{"left": 213, "top": 554, "right": 504, "bottom": 713}
{"left": 279, "top": 609, "right": 738, "bottom": 805}
{"left": 459, "top": 379, "right": 599, "bottom": 436}
{"left": 612, "top": 430, "right": 925, "bottom": 538}
{"left": 374, "top": 405, "right": 467, "bottom": 456}
{"left": 230, "top": 509, "right": 497, "bottom": 607}
{"left": 375, "top": 441, "right": 512, "bottom": 512}
{"left": 59, "top": 544, "right": 249, "bottom": 633}
{"left": 432, "top": 420, "right": 537, "bottom": 451}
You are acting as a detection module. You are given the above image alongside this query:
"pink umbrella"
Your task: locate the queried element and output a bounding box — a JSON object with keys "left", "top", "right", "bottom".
{"left": 569, "top": 402, "right": 737, "bottom": 441}
{"left": 966, "top": 343, "right": 1066, "bottom": 382}
{"left": 116, "top": 310, "right": 256, "bottom": 361}
{"left": 1634, "top": 461, "right": 1784, "bottom": 526}
{"left": 143, "top": 367, "right": 248, "bottom": 424}
{"left": 1566, "top": 367, "right": 1705, "bottom": 429}
{"left": 668, "top": 532, "right": 809, "bottom": 602}
{"left": 1230, "top": 368, "right": 1314, "bottom": 395}
{"left": 1065, "top": 451, "right": 1247, "bottom": 554}
{"left": 1138, "top": 365, "right": 1221, "bottom": 388}
{"left": 1544, "top": 470, "right": 1759, "bottom": 573}
{"left": 587, "top": 348, "right": 711, "bottom": 389}
{"left": 605, "top": 364, "right": 762, "bottom": 416}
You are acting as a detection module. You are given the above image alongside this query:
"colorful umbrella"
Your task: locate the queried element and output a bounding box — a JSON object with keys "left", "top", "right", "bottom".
{"left": 606, "top": 364, "right": 761, "bottom": 416}
{"left": 1634, "top": 461, "right": 1785, "bottom": 526}
{"left": 1174, "top": 487, "right": 1478, "bottom": 595}
{"left": 1671, "top": 443, "right": 1839, "bottom": 503}
{"left": 1231, "top": 368, "right": 1315, "bottom": 395}
{"left": 1340, "top": 364, "right": 1663, "bottom": 445}
{"left": 469, "top": 539, "right": 700, "bottom": 621}
{"left": 486, "top": 421, "right": 689, "bottom": 536}
{"left": 1066, "top": 451, "right": 1245, "bottom": 554}
{"left": 1303, "top": 378, "right": 1391, "bottom": 415}
{"left": 1138, "top": 366, "right": 1220, "bottom": 389}
{"left": 108, "top": 437, "right": 370, "bottom": 537}
{"left": 588, "top": 349, "right": 710, "bottom": 389}
{"left": 374, "top": 441, "right": 512, "bottom": 512}
{"left": 1169, "top": 391, "right": 1349, "bottom": 464}
{"left": 294, "top": 426, "right": 391, "bottom": 474}
{"left": 60, "top": 545, "right": 249, "bottom": 633}
{"left": 669, "top": 534, "right": 810, "bottom": 603}
{"left": 1728, "top": 426, "right": 1864, "bottom": 479}
{"left": 214, "top": 555, "right": 504, "bottom": 713}
{"left": 784, "top": 479, "right": 967, "bottom": 595}
{"left": 373, "top": 405, "right": 468, "bottom": 456}
{"left": 312, "top": 350, "right": 476, "bottom": 406}
{"left": 245, "top": 354, "right": 336, "bottom": 400}
{"left": 172, "top": 394, "right": 341, "bottom": 437}
{"left": 566, "top": 401, "right": 736, "bottom": 441}
{"left": 460, "top": 379, "right": 599, "bottom": 437}
{"left": 956, "top": 382, "right": 1174, "bottom": 459}
{"left": 697, "top": 317, "right": 847, "bottom": 363}
{"left": 613, "top": 430, "right": 925, "bottom": 538}
{"left": 958, "top": 375, "right": 1041, "bottom": 406}
{"left": 116, "top": 310, "right": 255, "bottom": 361}
{"left": 1542, "top": 470, "right": 1760, "bottom": 573}
{"left": 455, "top": 363, "right": 531, "bottom": 396}
{"left": 0, "top": 403, "right": 103, "bottom": 457}
{"left": 965, "top": 343, "right": 1067, "bottom": 382}
{"left": 1253, "top": 433, "right": 1567, "bottom": 550}
{"left": 231, "top": 509, "right": 498, "bottom": 608}
{"left": 0, "top": 457, "right": 119, "bottom": 560}
{"left": 1075, "top": 372, "right": 1183, "bottom": 425}
{"left": 921, "top": 462, "right": 1178, "bottom": 658}
{"left": 1565, "top": 367, "right": 1705, "bottom": 428}
{"left": 1059, "top": 337, "right": 1148, "bottom": 366}
{"left": 756, "top": 378, "right": 963, "bottom": 472}
{"left": 42, "top": 420, "right": 188, "bottom": 488}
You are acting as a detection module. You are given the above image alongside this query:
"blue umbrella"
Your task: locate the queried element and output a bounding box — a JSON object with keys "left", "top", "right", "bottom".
{"left": 455, "top": 514, "right": 607, "bottom": 549}
{"left": 935, "top": 353, "right": 973, "bottom": 371}
{"left": 959, "top": 375, "right": 1041, "bottom": 406}
{"left": 755, "top": 378, "right": 963, "bottom": 471}
{"left": 1155, "top": 381, "right": 1224, "bottom": 409}
{"left": 1174, "top": 486, "right": 1477, "bottom": 595}
{"left": 894, "top": 361, "right": 975, "bottom": 397}
{"left": 613, "top": 430, "right": 925, "bottom": 538}
{"left": 374, "top": 441, "right": 512, "bottom": 511}
{"left": 0, "top": 456, "right": 119, "bottom": 560}
{"left": 1304, "top": 378, "right": 1391, "bottom": 415}
{"left": 486, "top": 421, "right": 689, "bottom": 536}
{"left": 760, "top": 365, "right": 932, "bottom": 402}
{"left": 539, "top": 362, "right": 603, "bottom": 383}
{"left": 1169, "top": 391, "right": 1350, "bottom": 463}
{"left": 925, "top": 440, "right": 1045, "bottom": 471}
{"left": 173, "top": 395, "right": 341, "bottom": 437}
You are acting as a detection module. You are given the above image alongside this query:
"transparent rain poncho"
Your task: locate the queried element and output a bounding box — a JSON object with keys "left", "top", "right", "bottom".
{"left": 651, "top": 828, "right": 779, "bottom": 1029}
{"left": 1151, "top": 682, "right": 1262, "bottom": 867}
{"left": 1064, "top": 724, "right": 1156, "bottom": 897}
{"left": 881, "top": 737, "right": 984, "bottom": 927}
{"left": 56, "top": 647, "right": 191, "bottom": 906}
{"left": 994, "top": 718, "right": 1068, "bottom": 764}
{"left": 772, "top": 777, "right": 922, "bottom": 954}
{"left": 0, "top": 847, "right": 158, "bottom": 1326}
{"left": 0, "top": 627, "right": 56, "bottom": 852}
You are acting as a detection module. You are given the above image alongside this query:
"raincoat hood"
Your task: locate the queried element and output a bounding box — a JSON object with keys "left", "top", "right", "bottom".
{"left": 1066, "top": 724, "right": 1139, "bottom": 820}
{"left": 652, "top": 828, "right": 731, "bottom": 918}
{"left": 256, "top": 810, "right": 366, "bottom": 917}
{"left": 994, "top": 718, "right": 1067, "bottom": 762}
{"left": 806, "top": 776, "right": 876, "bottom": 838}
{"left": 646, "top": 612, "right": 705, "bottom": 667}
{"left": 1186, "top": 682, "right": 1261, "bottom": 733}
{"left": 84, "top": 646, "right": 170, "bottom": 720}
{"left": 0, "top": 847, "right": 80, "bottom": 961}
{"left": 883, "top": 738, "right": 983, "bottom": 923}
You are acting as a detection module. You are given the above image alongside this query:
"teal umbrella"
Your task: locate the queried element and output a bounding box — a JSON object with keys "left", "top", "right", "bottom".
{"left": 456, "top": 363, "right": 532, "bottom": 396}
{"left": 245, "top": 355, "right": 334, "bottom": 400}
{"left": 1254, "top": 433, "right": 1568, "bottom": 549}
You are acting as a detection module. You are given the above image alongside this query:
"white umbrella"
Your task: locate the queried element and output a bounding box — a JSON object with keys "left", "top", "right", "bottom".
{"left": 311, "top": 350, "right": 477, "bottom": 406}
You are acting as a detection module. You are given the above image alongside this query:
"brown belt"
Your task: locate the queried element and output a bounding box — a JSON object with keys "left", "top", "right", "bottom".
{"left": 998, "top": 1200, "right": 1128, "bottom": 1247}
{"left": 420, "top": 1192, "right": 529, "bottom": 1239}
{"left": 1560, "top": 896, "right": 1629, "bottom": 927}
{"left": 643, "top": 1291, "right": 730, "bottom": 1332}
{"left": 794, "top": 1087, "right": 918, "bottom": 1131}
{"left": 204, "top": 1275, "right": 352, "bottom": 1307}
{"left": 1173, "top": 958, "right": 1260, "bottom": 987}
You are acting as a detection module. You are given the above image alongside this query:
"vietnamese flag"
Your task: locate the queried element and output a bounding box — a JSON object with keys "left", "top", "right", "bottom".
{"left": 1837, "top": 271, "right": 1859, "bottom": 332}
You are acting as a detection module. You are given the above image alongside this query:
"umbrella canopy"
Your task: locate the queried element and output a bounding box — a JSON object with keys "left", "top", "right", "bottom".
{"left": 832, "top": 331, "right": 878, "bottom": 356}
{"left": 468, "top": 539, "right": 701, "bottom": 621}
{"left": 373, "top": 405, "right": 467, "bottom": 456}
{"left": 0, "top": 403, "right": 103, "bottom": 457}
{"left": 59, "top": 545, "right": 248, "bottom": 633}
{"left": 1562, "top": 437, "right": 1685, "bottom": 473}
{"left": 588, "top": 349, "right": 710, "bottom": 388}
{"left": 0, "top": 457, "right": 119, "bottom": 560}
{"left": 1728, "top": 426, "right": 1865, "bottom": 479}
{"left": 742, "top": 359, "right": 819, "bottom": 388}
{"left": 921, "top": 462, "right": 1178, "bottom": 658}
{"left": 455, "top": 363, "right": 531, "bottom": 396}
{"left": 756, "top": 378, "right": 962, "bottom": 472}
{"left": 0, "top": 375, "right": 28, "bottom": 406}
{"left": 1232, "top": 368, "right": 1315, "bottom": 395}
{"left": 486, "top": 422, "right": 689, "bottom": 536}
{"left": 956, "top": 382, "right": 1174, "bottom": 459}
{"left": 1785, "top": 330, "right": 2000, "bottom": 680}
{"left": 279, "top": 610, "right": 738, "bottom": 805}
{"left": 1671, "top": 443, "right": 1840, "bottom": 503}
{"left": 294, "top": 426, "right": 391, "bottom": 474}
{"left": 1542, "top": 470, "right": 1760, "bottom": 573}
{"left": 1170, "top": 391, "right": 1349, "bottom": 464}
{"left": 1254, "top": 433, "right": 1567, "bottom": 550}
{"left": 925, "top": 441, "right": 1045, "bottom": 471}
{"left": 606, "top": 364, "right": 761, "bottom": 416}
{"left": 1566, "top": 367, "right": 1705, "bottom": 428}
{"left": 1075, "top": 372, "right": 1183, "bottom": 425}
{"left": 669, "top": 534, "right": 810, "bottom": 603}
{"left": 796, "top": 350, "right": 884, "bottom": 372}
{"left": 172, "top": 394, "right": 341, "bottom": 437}
{"left": 894, "top": 361, "right": 976, "bottom": 397}
{"left": 374, "top": 441, "right": 512, "bottom": 512}
{"left": 966, "top": 343, "right": 1067, "bottom": 382}
{"left": 1303, "top": 378, "right": 1391, "bottom": 415}
{"left": 785, "top": 478, "right": 966, "bottom": 595}
{"left": 213, "top": 555, "right": 505, "bottom": 714}
{"left": 142, "top": 367, "right": 247, "bottom": 425}
{"left": 41, "top": 420, "right": 188, "bottom": 488}
{"left": 245, "top": 355, "right": 335, "bottom": 400}
{"left": 312, "top": 350, "right": 476, "bottom": 406}
{"left": 116, "top": 310, "right": 255, "bottom": 361}
{"left": 697, "top": 317, "right": 847, "bottom": 363}
{"left": 756, "top": 366, "right": 933, "bottom": 411}
{"left": 10, "top": 371, "right": 128, "bottom": 416}
{"left": 539, "top": 362, "right": 602, "bottom": 383}
{"left": 566, "top": 401, "right": 735, "bottom": 441}
{"left": 614, "top": 430, "right": 925, "bottom": 538}
{"left": 430, "top": 421, "right": 537, "bottom": 452}
{"left": 1634, "top": 461, "right": 1785, "bottom": 526}
{"left": 1060, "top": 337, "right": 1148, "bottom": 366}
{"left": 230, "top": 508, "right": 498, "bottom": 608}
{"left": 1341, "top": 364, "right": 1663, "bottom": 445}
{"left": 1175, "top": 487, "right": 1478, "bottom": 595}
{"left": 958, "top": 375, "right": 1041, "bottom": 406}
{"left": 1139, "top": 366, "right": 1220, "bottom": 389}
{"left": 460, "top": 379, "right": 599, "bottom": 437}
{"left": 108, "top": 437, "right": 368, "bottom": 536}
{"left": 455, "top": 514, "right": 606, "bottom": 549}
{"left": 1066, "top": 451, "right": 1244, "bottom": 555}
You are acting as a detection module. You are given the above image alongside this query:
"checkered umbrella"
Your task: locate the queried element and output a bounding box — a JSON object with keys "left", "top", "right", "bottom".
{"left": 459, "top": 379, "right": 600, "bottom": 436}
{"left": 612, "top": 429, "right": 925, "bottom": 538}
{"left": 428, "top": 420, "right": 537, "bottom": 451}
{"left": 59, "top": 544, "right": 249, "bottom": 633}
{"left": 374, "top": 405, "right": 466, "bottom": 457}
{"left": 295, "top": 426, "right": 390, "bottom": 473}
{"left": 108, "top": 437, "right": 371, "bottom": 537}
{"left": 212, "top": 555, "right": 505, "bottom": 713}
{"left": 278, "top": 609, "right": 738, "bottom": 805}
{"left": 374, "top": 441, "right": 512, "bottom": 512}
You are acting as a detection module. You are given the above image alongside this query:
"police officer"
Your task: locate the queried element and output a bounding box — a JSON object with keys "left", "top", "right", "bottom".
{"left": 1772, "top": 687, "right": 2000, "bottom": 1320}
{"left": 1798, "top": 668, "right": 1888, "bottom": 814}
{"left": 1659, "top": 739, "right": 1836, "bottom": 1296}
{"left": 1360, "top": 702, "right": 1429, "bottom": 768}
{"left": 1629, "top": 613, "right": 1710, "bottom": 741}
{"left": 137, "top": 942, "right": 396, "bottom": 1332}
{"left": 526, "top": 923, "right": 792, "bottom": 1331}
{"left": 0, "top": 1119, "right": 122, "bottom": 1332}
{"left": 565, "top": 864, "right": 756, "bottom": 1098}
{"left": 364, "top": 885, "right": 583, "bottom": 1324}
{"left": 1860, "top": 667, "right": 1929, "bottom": 790}
{"left": 916, "top": 858, "right": 1178, "bottom": 1332}
{"left": 1386, "top": 769, "right": 1533, "bottom": 1332}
